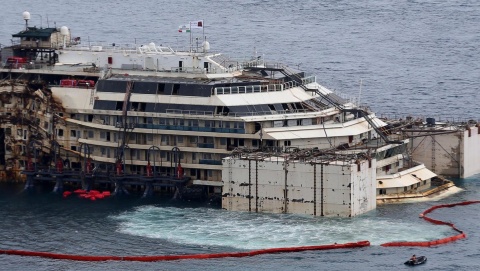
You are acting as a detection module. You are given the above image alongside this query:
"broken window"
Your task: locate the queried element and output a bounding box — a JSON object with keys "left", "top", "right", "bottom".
{"left": 104, "top": 116, "right": 110, "bottom": 125}
{"left": 161, "top": 135, "right": 169, "bottom": 143}
{"left": 172, "top": 84, "right": 180, "bottom": 95}
{"left": 157, "top": 83, "right": 165, "bottom": 94}
{"left": 115, "top": 101, "right": 124, "bottom": 111}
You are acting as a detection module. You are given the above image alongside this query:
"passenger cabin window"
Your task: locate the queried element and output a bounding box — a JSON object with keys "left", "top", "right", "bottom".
{"left": 157, "top": 83, "right": 165, "bottom": 94}
{"left": 172, "top": 84, "right": 180, "bottom": 95}
{"left": 254, "top": 122, "right": 261, "bottom": 133}
{"left": 220, "top": 138, "right": 226, "bottom": 145}
{"left": 131, "top": 102, "right": 146, "bottom": 112}
{"left": 216, "top": 106, "right": 230, "bottom": 115}
{"left": 115, "top": 102, "right": 124, "bottom": 111}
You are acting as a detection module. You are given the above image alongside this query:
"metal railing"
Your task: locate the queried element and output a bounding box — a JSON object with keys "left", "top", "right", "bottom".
{"left": 135, "top": 123, "right": 245, "bottom": 134}
{"left": 198, "top": 143, "right": 215, "bottom": 148}
{"left": 199, "top": 159, "right": 222, "bottom": 165}
{"left": 377, "top": 114, "right": 480, "bottom": 125}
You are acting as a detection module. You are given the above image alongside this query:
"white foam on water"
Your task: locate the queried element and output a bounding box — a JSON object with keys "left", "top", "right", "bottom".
{"left": 111, "top": 206, "right": 453, "bottom": 249}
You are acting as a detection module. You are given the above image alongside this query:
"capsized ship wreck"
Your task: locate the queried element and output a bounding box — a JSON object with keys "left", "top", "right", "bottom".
{"left": 0, "top": 13, "right": 458, "bottom": 206}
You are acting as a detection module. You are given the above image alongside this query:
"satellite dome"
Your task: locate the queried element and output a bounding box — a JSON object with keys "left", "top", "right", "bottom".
{"left": 22, "top": 11, "right": 31, "bottom": 20}
{"left": 149, "top": 42, "right": 156, "bottom": 49}
{"left": 202, "top": 40, "right": 210, "bottom": 52}
{"left": 60, "top": 26, "right": 69, "bottom": 36}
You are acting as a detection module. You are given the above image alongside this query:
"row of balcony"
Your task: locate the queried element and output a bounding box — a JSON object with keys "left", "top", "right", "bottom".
{"left": 199, "top": 159, "right": 223, "bottom": 165}
{"left": 134, "top": 124, "right": 245, "bottom": 134}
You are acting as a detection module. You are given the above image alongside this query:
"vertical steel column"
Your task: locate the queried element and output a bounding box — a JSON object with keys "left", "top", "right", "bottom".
{"left": 431, "top": 135, "right": 436, "bottom": 173}
{"left": 228, "top": 158, "right": 233, "bottom": 211}
{"left": 321, "top": 164, "right": 324, "bottom": 216}
{"left": 284, "top": 161, "right": 288, "bottom": 214}
{"left": 313, "top": 163, "right": 317, "bottom": 216}
{"left": 248, "top": 159, "right": 251, "bottom": 212}
{"left": 255, "top": 160, "right": 258, "bottom": 213}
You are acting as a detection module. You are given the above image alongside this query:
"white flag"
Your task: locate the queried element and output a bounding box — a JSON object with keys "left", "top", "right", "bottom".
{"left": 190, "top": 20, "right": 204, "bottom": 29}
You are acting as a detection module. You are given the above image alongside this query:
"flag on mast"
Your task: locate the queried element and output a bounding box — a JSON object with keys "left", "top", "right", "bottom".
{"left": 189, "top": 20, "right": 204, "bottom": 29}
{"left": 178, "top": 24, "right": 190, "bottom": 33}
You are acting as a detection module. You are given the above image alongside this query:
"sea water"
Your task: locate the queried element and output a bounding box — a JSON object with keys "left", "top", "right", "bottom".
{"left": 0, "top": 180, "right": 479, "bottom": 271}
{"left": 0, "top": 0, "right": 479, "bottom": 270}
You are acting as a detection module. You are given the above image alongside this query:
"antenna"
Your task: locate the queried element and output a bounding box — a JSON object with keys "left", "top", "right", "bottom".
{"left": 358, "top": 79, "right": 363, "bottom": 107}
